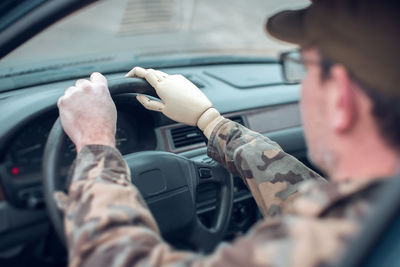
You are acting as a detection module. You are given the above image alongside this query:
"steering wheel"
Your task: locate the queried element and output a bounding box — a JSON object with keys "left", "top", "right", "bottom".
{"left": 42, "top": 77, "right": 234, "bottom": 253}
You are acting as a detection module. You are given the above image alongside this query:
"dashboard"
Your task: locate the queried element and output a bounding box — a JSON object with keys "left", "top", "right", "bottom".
{"left": 4, "top": 106, "right": 155, "bottom": 182}
{"left": 0, "top": 62, "right": 310, "bottom": 263}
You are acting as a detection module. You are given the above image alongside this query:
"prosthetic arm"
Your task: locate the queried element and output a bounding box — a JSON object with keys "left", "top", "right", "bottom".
{"left": 125, "top": 67, "right": 223, "bottom": 139}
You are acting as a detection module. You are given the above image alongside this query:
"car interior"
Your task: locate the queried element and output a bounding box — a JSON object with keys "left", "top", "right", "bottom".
{"left": 5, "top": 0, "right": 396, "bottom": 266}
{"left": 0, "top": 54, "right": 318, "bottom": 265}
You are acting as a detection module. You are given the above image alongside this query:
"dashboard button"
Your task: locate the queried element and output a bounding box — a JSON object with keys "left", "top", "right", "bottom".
{"left": 18, "top": 187, "right": 44, "bottom": 209}
{"left": 199, "top": 168, "right": 212, "bottom": 179}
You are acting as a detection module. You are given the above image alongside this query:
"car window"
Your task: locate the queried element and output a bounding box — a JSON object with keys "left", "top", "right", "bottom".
{"left": 0, "top": 0, "right": 307, "bottom": 70}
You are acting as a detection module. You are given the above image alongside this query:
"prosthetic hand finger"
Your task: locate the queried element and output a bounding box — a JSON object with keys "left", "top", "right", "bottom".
{"left": 125, "top": 66, "right": 160, "bottom": 91}
{"left": 147, "top": 69, "right": 169, "bottom": 83}
{"left": 136, "top": 94, "right": 165, "bottom": 112}
{"left": 125, "top": 67, "right": 168, "bottom": 82}
{"left": 143, "top": 71, "right": 161, "bottom": 89}
{"left": 125, "top": 66, "right": 147, "bottom": 78}
{"left": 155, "top": 70, "right": 168, "bottom": 81}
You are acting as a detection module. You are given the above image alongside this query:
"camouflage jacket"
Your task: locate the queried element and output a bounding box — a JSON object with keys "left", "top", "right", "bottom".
{"left": 63, "top": 119, "right": 381, "bottom": 267}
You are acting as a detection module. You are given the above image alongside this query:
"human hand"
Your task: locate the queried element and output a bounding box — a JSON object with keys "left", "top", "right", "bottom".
{"left": 125, "top": 67, "right": 223, "bottom": 138}
{"left": 57, "top": 72, "right": 117, "bottom": 153}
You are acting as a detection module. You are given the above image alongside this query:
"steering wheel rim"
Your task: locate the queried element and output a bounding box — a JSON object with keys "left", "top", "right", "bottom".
{"left": 42, "top": 77, "right": 234, "bottom": 252}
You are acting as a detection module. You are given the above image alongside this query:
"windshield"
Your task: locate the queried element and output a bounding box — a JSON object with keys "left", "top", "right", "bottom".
{"left": 0, "top": 0, "right": 307, "bottom": 70}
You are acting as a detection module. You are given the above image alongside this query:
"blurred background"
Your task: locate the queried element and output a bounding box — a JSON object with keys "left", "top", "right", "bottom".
{"left": 0, "top": 0, "right": 308, "bottom": 69}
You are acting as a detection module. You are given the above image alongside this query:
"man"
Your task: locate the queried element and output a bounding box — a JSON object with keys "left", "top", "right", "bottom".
{"left": 57, "top": 0, "right": 400, "bottom": 266}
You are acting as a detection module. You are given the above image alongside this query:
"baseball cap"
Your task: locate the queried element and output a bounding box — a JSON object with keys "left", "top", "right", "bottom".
{"left": 266, "top": 0, "right": 400, "bottom": 98}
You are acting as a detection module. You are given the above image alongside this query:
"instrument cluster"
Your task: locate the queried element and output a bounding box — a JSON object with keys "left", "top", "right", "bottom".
{"left": 3, "top": 109, "right": 152, "bottom": 182}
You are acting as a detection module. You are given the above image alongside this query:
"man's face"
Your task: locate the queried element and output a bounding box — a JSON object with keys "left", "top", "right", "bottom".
{"left": 300, "top": 48, "right": 334, "bottom": 173}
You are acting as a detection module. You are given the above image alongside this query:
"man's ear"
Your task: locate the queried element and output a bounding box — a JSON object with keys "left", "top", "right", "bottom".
{"left": 328, "top": 65, "right": 357, "bottom": 133}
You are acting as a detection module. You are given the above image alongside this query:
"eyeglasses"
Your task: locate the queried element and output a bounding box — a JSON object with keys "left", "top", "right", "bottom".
{"left": 279, "top": 50, "right": 306, "bottom": 84}
{"left": 279, "top": 50, "right": 333, "bottom": 84}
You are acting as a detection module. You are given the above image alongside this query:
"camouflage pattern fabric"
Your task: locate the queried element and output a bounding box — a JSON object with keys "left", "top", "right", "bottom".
{"left": 208, "top": 119, "right": 325, "bottom": 217}
{"left": 61, "top": 119, "right": 382, "bottom": 267}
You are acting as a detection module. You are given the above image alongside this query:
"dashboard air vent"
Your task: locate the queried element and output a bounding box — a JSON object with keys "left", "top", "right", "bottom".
{"left": 170, "top": 116, "right": 244, "bottom": 149}
{"left": 171, "top": 126, "right": 204, "bottom": 148}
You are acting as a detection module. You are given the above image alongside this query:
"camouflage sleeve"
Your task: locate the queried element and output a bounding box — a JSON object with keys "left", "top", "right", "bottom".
{"left": 65, "top": 144, "right": 355, "bottom": 267}
{"left": 207, "top": 119, "right": 326, "bottom": 217}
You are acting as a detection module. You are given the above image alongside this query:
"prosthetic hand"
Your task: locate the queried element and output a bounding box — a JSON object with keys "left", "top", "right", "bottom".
{"left": 125, "top": 67, "right": 224, "bottom": 139}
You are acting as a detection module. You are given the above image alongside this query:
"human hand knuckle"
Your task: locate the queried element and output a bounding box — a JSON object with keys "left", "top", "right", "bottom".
{"left": 96, "top": 83, "right": 108, "bottom": 92}
{"left": 81, "top": 83, "right": 92, "bottom": 91}
{"left": 57, "top": 97, "right": 63, "bottom": 107}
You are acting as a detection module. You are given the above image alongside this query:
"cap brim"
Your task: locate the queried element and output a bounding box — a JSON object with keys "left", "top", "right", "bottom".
{"left": 266, "top": 8, "right": 309, "bottom": 45}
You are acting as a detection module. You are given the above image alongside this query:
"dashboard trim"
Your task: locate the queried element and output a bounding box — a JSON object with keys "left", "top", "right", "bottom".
{"left": 159, "top": 102, "right": 300, "bottom": 153}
